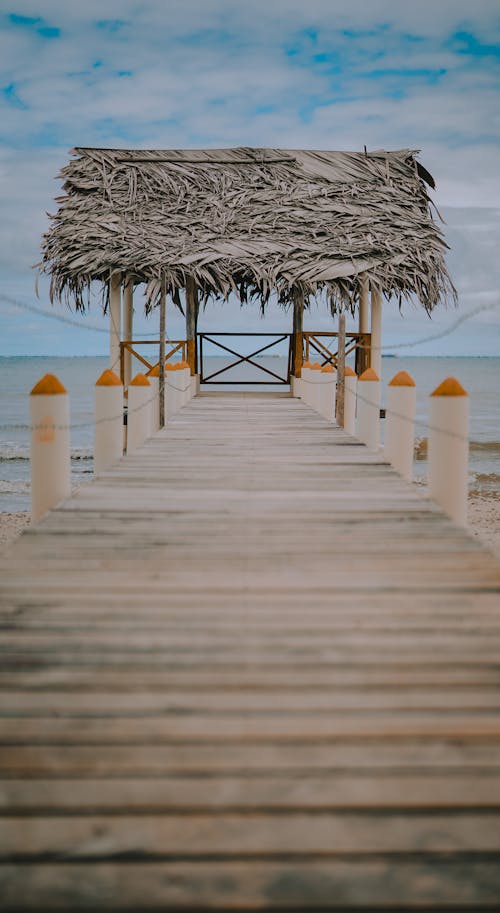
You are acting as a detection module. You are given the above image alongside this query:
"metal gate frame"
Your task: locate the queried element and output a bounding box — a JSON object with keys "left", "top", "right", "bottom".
{"left": 198, "top": 333, "right": 293, "bottom": 385}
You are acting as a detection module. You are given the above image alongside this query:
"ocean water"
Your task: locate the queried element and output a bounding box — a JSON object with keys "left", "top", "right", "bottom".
{"left": 0, "top": 355, "right": 499, "bottom": 512}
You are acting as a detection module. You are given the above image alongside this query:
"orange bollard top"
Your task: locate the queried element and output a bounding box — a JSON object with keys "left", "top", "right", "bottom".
{"left": 147, "top": 365, "right": 160, "bottom": 377}
{"left": 96, "top": 369, "right": 122, "bottom": 386}
{"left": 129, "top": 372, "right": 150, "bottom": 386}
{"left": 321, "top": 364, "right": 335, "bottom": 373}
{"left": 344, "top": 366, "right": 357, "bottom": 377}
{"left": 389, "top": 370, "right": 416, "bottom": 387}
{"left": 30, "top": 373, "right": 66, "bottom": 395}
{"left": 178, "top": 360, "right": 190, "bottom": 369}
{"left": 302, "top": 360, "right": 312, "bottom": 369}
{"left": 358, "top": 367, "right": 380, "bottom": 382}
{"left": 165, "top": 362, "right": 177, "bottom": 371}
{"left": 310, "top": 362, "right": 322, "bottom": 371}
{"left": 431, "top": 377, "right": 468, "bottom": 397}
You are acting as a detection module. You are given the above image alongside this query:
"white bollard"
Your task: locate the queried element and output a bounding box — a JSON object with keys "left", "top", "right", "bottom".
{"left": 343, "top": 366, "right": 357, "bottom": 435}
{"left": 308, "top": 362, "right": 323, "bottom": 412}
{"left": 165, "top": 363, "right": 180, "bottom": 417}
{"left": 384, "top": 370, "right": 416, "bottom": 482}
{"left": 146, "top": 365, "right": 160, "bottom": 433}
{"left": 318, "top": 365, "right": 336, "bottom": 421}
{"left": 94, "top": 369, "right": 123, "bottom": 475}
{"left": 127, "top": 373, "right": 152, "bottom": 454}
{"left": 356, "top": 367, "right": 381, "bottom": 451}
{"left": 429, "top": 377, "right": 469, "bottom": 526}
{"left": 30, "top": 374, "right": 71, "bottom": 523}
{"left": 179, "top": 361, "right": 191, "bottom": 406}
{"left": 190, "top": 373, "right": 198, "bottom": 399}
{"left": 300, "top": 362, "right": 312, "bottom": 405}
{"left": 290, "top": 375, "right": 302, "bottom": 398}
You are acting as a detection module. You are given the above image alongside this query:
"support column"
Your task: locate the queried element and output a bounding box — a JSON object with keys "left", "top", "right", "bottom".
{"left": 292, "top": 288, "right": 304, "bottom": 379}
{"left": 358, "top": 276, "right": 369, "bottom": 333}
{"left": 336, "top": 313, "right": 346, "bottom": 427}
{"left": 159, "top": 278, "right": 166, "bottom": 429}
{"left": 370, "top": 285, "right": 382, "bottom": 378}
{"left": 186, "top": 277, "right": 199, "bottom": 376}
{"left": 109, "top": 271, "right": 122, "bottom": 375}
{"left": 123, "top": 278, "right": 134, "bottom": 386}
{"left": 356, "top": 275, "right": 370, "bottom": 376}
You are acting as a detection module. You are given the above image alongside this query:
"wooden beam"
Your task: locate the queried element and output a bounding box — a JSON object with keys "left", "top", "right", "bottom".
{"left": 370, "top": 285, "right": 382, "bottom": 377}
{"left": 186, "top": 277, "right": 199, "bottom": 376}
{"left": 356, "top": 276, "right": 370, "bottom": 376}
{"left": 336, "top": 313, "right": 346, "bottom": 427}
{"left": 109, "top": 270, "right": 121, "bottom": 374}
{"left": 358, "top": 276, "right": 369, "bottom": 333}
{"left": 292, "top": 289, "right": 304, "bottom": 378}
{"left": 159, "top": 279, "right": 166, "bottom": 429}
{"left": 123, "top": 278, "right": 134, "bottom": 386}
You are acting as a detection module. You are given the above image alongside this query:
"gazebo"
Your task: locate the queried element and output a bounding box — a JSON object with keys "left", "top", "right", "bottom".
{"left": 39, "top": 146, "right": 455, "bottom": 386}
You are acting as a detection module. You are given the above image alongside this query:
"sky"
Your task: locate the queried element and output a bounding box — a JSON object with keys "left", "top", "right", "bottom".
{"left": 0, "top": 0, "right": 499, "bottom": 357}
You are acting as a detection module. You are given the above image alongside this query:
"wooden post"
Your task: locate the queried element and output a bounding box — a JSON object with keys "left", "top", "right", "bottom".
{"left": 123, "top": 278, "right": 134, "bottom": 387}
{"left": 30, "top": 374, "right": 71, "bottom": 523}
{"left": 384, "top": 371, "right": 416, "bottom": 482}
{"left": 94, "top": 369, "right": 123, "bottom": 474}
{"left": 429, "top": 378, "right": 469, "bottom": 526}
{"left": 109, "top": 270, "right": 122, "bottom": 374}
{"left": 127, "top": 373, "right": 152, "bottom": 454}
{"left": 356, "top": 368, "right": 381, "bottom": 451}
{"left": 336, "top": 313, "right": 346, "bottom": 427}
{"left": 370, "top": 285, "right": 382, "bottom": 378}
{"left": 186, "top": 277, "right": 198, "bottom": 376}
{"left": 356, "top": 276, "right": 370, "bottom": 375}
{"left": 159, "top": 279, "right": 166, "bottom": 429}
{"left": 292, "top": 288, "right": 304, "bottom": 378}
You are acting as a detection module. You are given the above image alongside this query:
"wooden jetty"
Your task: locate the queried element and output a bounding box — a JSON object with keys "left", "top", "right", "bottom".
{"left": 1, "top": 392, "right": 500, "bottom": 910}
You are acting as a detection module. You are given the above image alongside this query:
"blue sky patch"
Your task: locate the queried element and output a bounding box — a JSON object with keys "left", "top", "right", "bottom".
{"left": 367, "top": 66, "right": 447, "bottom": 85}
{"left": 2, "top": 83, "right": 28, "bottom": 110}
{"left": 450, "top": 30, "right": 500, "bottom": 59}
{"left": 7, "top": 12, "right": 60, "bottom": 38}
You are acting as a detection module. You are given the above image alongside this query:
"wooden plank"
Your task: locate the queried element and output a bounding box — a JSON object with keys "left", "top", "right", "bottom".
{"left": 3, "top": 740, "right": 500, "bottom": 776}
{"left": 2, "top": 859, "right": 500, "bottom": 909}
{"left": 3, "top": 775, "right": 500, "bottom": 811}
{"left": 2, "top": 715, "right": 500, "bottom": 743}
{"left": 3, "top": 687, "right": 500, "bottom": 715}
{"left": 3, "top": 811, "right": 500, "bottom": 857}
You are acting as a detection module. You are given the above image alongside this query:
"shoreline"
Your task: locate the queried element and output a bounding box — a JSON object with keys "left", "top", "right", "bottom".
{"left": 1, "top": 492, "right": 499, "bottom": 557}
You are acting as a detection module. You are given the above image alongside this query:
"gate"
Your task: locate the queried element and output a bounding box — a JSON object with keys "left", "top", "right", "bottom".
{"left": 198, "top": 333, "right": 292, "bottom": 385}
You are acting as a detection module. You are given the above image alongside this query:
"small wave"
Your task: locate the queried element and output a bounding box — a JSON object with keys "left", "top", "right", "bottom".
{"left": 471, "top": 440, "right": 500, "bottom": 454}
{"left": 415, "top": 438, "right": 500, "bottom": 460}
{"left": 0, "top": 423, "right": 31, "bottom": 432}
{"left": 0, "top": 447, "right": 93, "bottom": 461}
{"left": 0, "top": 480, "right": 30, "bottom": 494}
{"left": 0, "top": 448, "right": 29, "bottom": 461}
{"left": 474, "top": 472, "right": 500, "bottom": 483}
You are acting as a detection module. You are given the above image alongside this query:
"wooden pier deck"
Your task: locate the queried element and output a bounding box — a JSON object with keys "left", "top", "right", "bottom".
{"left": 1, "top": 392, "right": 500, "bottom": 911}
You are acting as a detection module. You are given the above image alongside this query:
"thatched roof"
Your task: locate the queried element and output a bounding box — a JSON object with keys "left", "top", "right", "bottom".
{"left": 39, "top": 146, "right": 456, "bottom": 314}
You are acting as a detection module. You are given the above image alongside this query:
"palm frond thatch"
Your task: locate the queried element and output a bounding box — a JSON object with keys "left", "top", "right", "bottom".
{"left": 38, "top": 146, "right": 456, "bottom": 313}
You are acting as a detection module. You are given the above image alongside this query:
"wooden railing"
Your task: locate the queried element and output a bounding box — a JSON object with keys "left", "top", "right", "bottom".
{"left": 304, "top": 332, "right": 371, "bottom": 376}
{"left": 119, "top": 339, "right": 187, "bottom": 384}
{"left": 119, "top": 332, "right": 371, "bottom": 385}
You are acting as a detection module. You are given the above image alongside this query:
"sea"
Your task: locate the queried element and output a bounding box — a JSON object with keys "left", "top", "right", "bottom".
{"left": 0, "top": 355, "right": 499, "bottom": 512}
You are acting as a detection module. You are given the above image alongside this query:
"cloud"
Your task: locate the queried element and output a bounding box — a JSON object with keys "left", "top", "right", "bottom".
{"left": 0, "top": 0, "right": 499, "bottom": 353}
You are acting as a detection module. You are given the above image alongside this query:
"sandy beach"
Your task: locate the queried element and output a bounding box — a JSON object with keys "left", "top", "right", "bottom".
{"left": 1, "top": 494, "right": 499, "bottom": 557}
